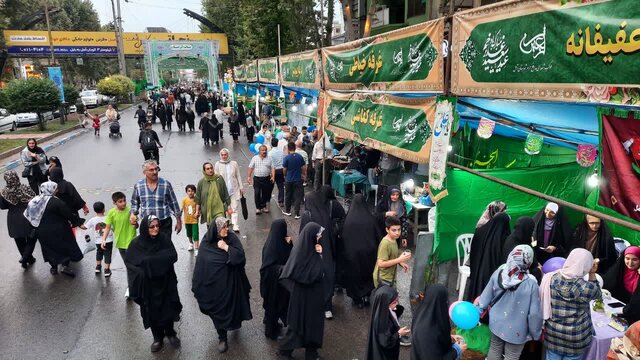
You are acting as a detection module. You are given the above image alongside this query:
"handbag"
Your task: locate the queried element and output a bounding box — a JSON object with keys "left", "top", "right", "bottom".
{"left": 240, "top": 195, "right": 248, "bottom": 220}
{"left": 21, "top": 166, "right": 31, "bottom": 178}
{"left": 479, "top": 270, "right": 520, "bottom": 323}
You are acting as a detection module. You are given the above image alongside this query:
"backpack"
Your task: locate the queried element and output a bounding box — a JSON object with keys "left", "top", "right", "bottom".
{"left": 140, "top": 130, "right": 156, "bottom": 150}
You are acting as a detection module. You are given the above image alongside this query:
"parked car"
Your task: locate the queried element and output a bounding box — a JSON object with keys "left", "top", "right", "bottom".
{"left": 69, "top": 105, "right": 77, "bottom": 113}
{"left": 0, "top": 108, "right": 17, "bottom": 133}
{"left": 15, "top": 111, "right": 54, "bottom": 127}
{"left": 80, "top": 90, "right": 108, "bottom": 108}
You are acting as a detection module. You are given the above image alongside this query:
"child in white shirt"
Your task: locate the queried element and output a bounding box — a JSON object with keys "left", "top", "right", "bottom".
{"left": 84, "top": 201, "right": 114, "bottom": 277}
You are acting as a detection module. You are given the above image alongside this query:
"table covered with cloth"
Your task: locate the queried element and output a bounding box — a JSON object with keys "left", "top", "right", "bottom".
{"left": 330, "top": 170, "right": 370, "bottom": 198}
{"left": 584, "top": 297, "right": 626, "bottom": 360}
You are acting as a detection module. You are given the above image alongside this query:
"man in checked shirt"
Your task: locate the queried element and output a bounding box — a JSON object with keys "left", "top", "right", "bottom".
{"left": 129, "top": 160, "right": 183, "bottom": 238}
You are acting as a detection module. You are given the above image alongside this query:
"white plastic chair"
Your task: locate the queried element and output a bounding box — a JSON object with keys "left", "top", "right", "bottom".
{"left": 614, "top": 237, "right": 631, "bottom": 258}
{"left": 583, "top": 273, "right": 604, "bottom": 288}
{"left": 367, "top": 168, "right": 379, "bottom": 206}
{"left": 456, "top": 233, "right": 474, "bottom": 301}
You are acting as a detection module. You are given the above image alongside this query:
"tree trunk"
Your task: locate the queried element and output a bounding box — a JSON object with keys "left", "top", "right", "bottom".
{"left": 38, "top": 112, "right": 45, "bottom": 131}
{"left": 363, "top": 0, "right": 377, "bottom": 38}
{"left": 340, "top": 0, "right": 356, "bottom": 42}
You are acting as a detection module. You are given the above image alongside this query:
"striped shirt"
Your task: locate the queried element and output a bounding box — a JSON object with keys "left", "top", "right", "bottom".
{"left": 130, "top": 177, "right": 182, "bottom": 221}
{"left": 249, "top": 155, "right": 273, "bottom": 177}
{"left": 544, "top": 274, "right": 601, "bottom": 356}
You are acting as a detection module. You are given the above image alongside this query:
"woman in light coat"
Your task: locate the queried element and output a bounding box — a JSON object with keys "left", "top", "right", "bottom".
{"left": 215, "top": 148, "right": 244, "bottom": 233}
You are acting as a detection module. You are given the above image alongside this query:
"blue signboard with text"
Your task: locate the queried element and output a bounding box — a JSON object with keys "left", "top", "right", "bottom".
{"left": 47, "top": 67, "right": 65, "bottom": 103}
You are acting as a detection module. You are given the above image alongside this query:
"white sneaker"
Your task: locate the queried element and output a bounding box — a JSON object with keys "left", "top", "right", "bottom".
{"left": 282, "top": 210, "right": 292, "bottom": 216}
{"left": 188, "top": 244, "right": 194, "bottom": 251}
{"left": 233, "top": 225, "right": 240, "bottom": 232}
{"left": 324, "top": 311, "right": 333, "bottom": 319}
{"left": 124, "top": 288, "right": 130, "bottom": 299}
{"left": 195, "top": 249, "right": 198, "bottom": 257}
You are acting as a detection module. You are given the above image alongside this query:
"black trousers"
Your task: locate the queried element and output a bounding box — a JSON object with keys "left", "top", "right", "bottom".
{"left": 151, "top": 323, "right": 177, "bottom": 341}
{"left": 216, "top": 327, "right": 227, "bottom": 341}
{"left": 274, "top": 169, "right": 285, "bottom": 204}
{"left": 246, "top": 127, "right": 255, "bottom": 142}
{"left": 96, "top": 242, "right": 113, "bottom": 263}
{"left": 143, "top": 149, "right": 160, "bottom": 164}
{"left": 15, "top": 236, "right": 37, "bottom": 262}
{"left": 285, "top": 181, "right": 304, "bottom": 216}
{"left": 253, "top": 176, "right": 273, "bottom": 209}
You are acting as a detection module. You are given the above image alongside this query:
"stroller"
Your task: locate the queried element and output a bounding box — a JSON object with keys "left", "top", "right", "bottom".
{"left": 108, "top": 120, "right": 122, "bottom": 138}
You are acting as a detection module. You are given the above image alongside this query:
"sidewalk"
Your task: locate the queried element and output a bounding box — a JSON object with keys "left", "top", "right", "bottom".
{"left": 0, "top": 133, "right": 54, "bottom": 140}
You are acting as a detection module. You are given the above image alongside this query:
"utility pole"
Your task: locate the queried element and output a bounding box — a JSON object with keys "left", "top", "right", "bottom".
{"left": 43, "top": 0, "right": 55, "bottom": 65}
{"left": 110, "top": 0, "right": 127, "bottom": 76}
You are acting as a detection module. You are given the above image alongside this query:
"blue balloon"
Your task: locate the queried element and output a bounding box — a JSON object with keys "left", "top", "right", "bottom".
{"left": 276, "top": 132, "right": 284, "bottom": 140}
{"left": 255, "top": 134, "right": 265, "bottom": 144}
{"left": 308, "top": 125, "right": 316, "bottom": 132}
{"left": 542, "top": 257, "right": 566, "bottom": 274}
{"left": 450, "top": 301, "right": 480, "bottom": 330}
{"left": 251, "top": 143, "right": 260, "bottom": 154}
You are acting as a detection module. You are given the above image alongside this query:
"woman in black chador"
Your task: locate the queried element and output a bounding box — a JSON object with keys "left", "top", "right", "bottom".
{"left": 278, "top": 222, "right": 326, "bottom": 360}
{"left": 260, "top": 219, "right": 293, "bottom": 340}
{"left": 124, "top": 215, "right": 182, "bottom": 353}
{"left": 24, "top": 181, "right": 84, "bottom": 277}
{"left": 192, "top": 217, "right": 252, "bottom": 354}
{"left": 342, "top": 194, "right": 382, "bottom": 308}
{"left": 365, "top": 285, "right": 410, "bottom": 360}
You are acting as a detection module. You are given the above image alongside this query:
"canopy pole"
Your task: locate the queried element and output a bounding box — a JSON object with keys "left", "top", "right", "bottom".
{"left": 447, "top": 161, "right": 640, "bottom": 232}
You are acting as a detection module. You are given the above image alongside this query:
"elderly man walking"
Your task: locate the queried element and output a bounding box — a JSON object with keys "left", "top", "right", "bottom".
{"left": 247, "top": 145, "right": 275, "bottom": 214}
{"left": 130, "top": 160, "right": 182, "bottom": 238}
{"left": 214, "top": 149, "right": 244, "bottom": 232}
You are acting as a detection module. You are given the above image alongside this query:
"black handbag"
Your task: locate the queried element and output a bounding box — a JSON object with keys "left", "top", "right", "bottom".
{"left": 21, "top": 166, "right": 31, "bottom": 178}
{"left": 240, "top": 195, "right": 248, "bottom": 220}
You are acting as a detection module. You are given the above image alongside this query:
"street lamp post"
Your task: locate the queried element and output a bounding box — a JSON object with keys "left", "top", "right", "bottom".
{"left": 43, "top": 0, "right": 55, "bottom": 65}
{"left": 110, "top": 0, "right": 127, "bottom": 76}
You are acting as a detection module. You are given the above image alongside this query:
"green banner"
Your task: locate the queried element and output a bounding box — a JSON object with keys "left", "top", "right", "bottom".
{"left": 233, "top": 65, "right": 246, "bottom": 82}
{"left": 258, "top": 57, "right": 278, "bottom": 83}
{"left": 246, "top": 61, "right": 257, "bottom": 82}
{"left": 452, "top": 0, "right": 640, "bottom": 104}
{"left": 322, "top": 19, "right": 444, "bottom": 91}
{"left": 280, "top": 50, "right": 320, "bottom": 89}
{"left": 323, "top": 91, "right": 434, "bottom": 163}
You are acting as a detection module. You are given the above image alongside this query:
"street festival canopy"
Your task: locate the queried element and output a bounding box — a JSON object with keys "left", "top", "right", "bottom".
{"left": 235, "top": 0, "right": 640, "bottom": 260}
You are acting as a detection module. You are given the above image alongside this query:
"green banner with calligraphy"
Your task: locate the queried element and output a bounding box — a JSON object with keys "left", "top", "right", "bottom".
{"left": 246, "top": 61, "right": 258, "bottom": 82}
{"left": 258, "top": 57, "right": 279, "bottom": 84}
{"left": 322, "top": 19, "right": 444, "bottom": 92}
{"left": 323, "top": 90, "right": 435, "bottom": 163}
{"left": 279, "top": 50, "right": 321, "bottom": 89}
{"left": 452, "top": 0, "right": 640, "bottom": 105}
{"left": 233, "top": 65, "right": 246, "bottom": 82}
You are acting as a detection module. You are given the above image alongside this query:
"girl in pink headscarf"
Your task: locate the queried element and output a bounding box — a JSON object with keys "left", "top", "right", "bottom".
{"left": 539, "top": 248, "right": 601, "bottom": 359}
{"left": 604, "top": 246, "right": 640, "bottom": 325}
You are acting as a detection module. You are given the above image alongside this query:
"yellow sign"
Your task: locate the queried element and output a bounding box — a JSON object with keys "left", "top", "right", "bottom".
{"left": 4, "top": 30, "right": 229, "bottom": 55}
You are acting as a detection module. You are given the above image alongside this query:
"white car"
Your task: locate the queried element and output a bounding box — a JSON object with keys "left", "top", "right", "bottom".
{"left": 0, "top": 108, "right": 17, "bottom": 133}
{"left": 81, "top": 90, "right": 104, "bottom": 108}
{"left": 15, "top": 111, "right": 54, "bottom": 127}
{"left": 68, "top": 105, "right": 77, "bottom": 113}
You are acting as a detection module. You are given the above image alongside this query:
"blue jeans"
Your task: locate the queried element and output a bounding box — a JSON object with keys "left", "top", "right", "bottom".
{"left": 545, "top": 350, "right": 583, "bottom": 360}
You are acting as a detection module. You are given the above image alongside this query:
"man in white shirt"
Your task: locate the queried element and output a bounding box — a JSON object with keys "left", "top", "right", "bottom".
{"left": 213, "top": 105, "right": 228, "bottom": 141}
{"left": 311, "top": 134, "right": 333, "bottom": 190}
{"left": 295, "top": 140, "right": 309, "bottom": 186}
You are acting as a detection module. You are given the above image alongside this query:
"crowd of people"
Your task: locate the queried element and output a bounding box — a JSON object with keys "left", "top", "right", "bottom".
{"left": 2, "top": 84, "right": 639, "bottom": 360}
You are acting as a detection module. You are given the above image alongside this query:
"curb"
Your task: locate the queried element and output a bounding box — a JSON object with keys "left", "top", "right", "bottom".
{"left": 0, "top": 103, "right": 139, "bottom": 174}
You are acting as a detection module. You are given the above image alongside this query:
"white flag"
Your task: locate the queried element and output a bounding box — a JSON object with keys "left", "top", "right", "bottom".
{"left": 255, "top": 88, "right": 260, "bottom": 118}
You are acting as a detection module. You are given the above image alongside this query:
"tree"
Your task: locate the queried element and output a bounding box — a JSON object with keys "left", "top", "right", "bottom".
{"left": 324, "top": 0, "right": 335, "bottom": 46}
{"left": 5, "top": 78, "right": 62, "bottom": 130}
{"left": 63, "top": 84, "right": 79, "bottom": 105}
{"left": 97, "top": 75, "right": 134, "bottom": 102}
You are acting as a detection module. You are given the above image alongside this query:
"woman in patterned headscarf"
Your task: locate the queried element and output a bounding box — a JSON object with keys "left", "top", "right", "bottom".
{"left": 0, "top": 170, "right": 36, "bottom": 268}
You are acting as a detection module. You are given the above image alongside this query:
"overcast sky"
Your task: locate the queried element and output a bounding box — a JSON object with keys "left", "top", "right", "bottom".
{"left": 90, "top": 0, "right": 203, "bottom": 33}
{"left": 90, "top": 0, "right": 343, "bottom": 34}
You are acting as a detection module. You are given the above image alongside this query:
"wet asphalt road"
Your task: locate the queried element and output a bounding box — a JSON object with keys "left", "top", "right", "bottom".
{"left": 0, "top": 105, "right": 414, "bottom": 360}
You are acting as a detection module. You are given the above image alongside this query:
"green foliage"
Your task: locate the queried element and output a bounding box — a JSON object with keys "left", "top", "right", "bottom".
{"left": 97, "top": 75, "right": 134, "bottom": 98}
{"left": 63, "top": 84, "right": 79, "bottom": 105}
{"left": 202, "top": 0, "right": 320, "bottom": 62}
{"left": 5, "top": 78, "right": 61, "bottom": 114}
{"left": 0, "top": 91, "right": 8, "bottom": 109}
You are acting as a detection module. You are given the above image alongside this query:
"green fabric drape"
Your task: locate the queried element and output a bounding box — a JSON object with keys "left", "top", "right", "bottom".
{"left": 434, "top": 162, "right": 590, "bottom": 262}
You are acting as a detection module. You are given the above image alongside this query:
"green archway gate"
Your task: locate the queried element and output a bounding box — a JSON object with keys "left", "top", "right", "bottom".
{"left": 143, "top": 40, "right": 219, "bottom": 88}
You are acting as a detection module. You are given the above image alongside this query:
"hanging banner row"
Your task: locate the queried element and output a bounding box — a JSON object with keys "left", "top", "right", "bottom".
{"left": 235, "top": 0, "right": 639, "bottom": 105}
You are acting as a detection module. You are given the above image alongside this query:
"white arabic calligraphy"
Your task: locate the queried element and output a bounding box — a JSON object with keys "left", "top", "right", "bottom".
{"left": 408, "top": 43, "right": 423, "bottom": 74}
{"left": 393, "top": 48, "right": 403, "bottom": 66}
{"left": 520, "top": 25, "right": 546, "bottom": 59}
{"left": 482, "top": 30, "right": 510, "bottom": 74}
{"left": 404, "top": 118, "right": 418, "bottom": 143}
{"left": 634, "top": 204, "right": 640, "bottom": 212}
{"left": 392, "top": 115, "right": 403, "bottom": 131}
